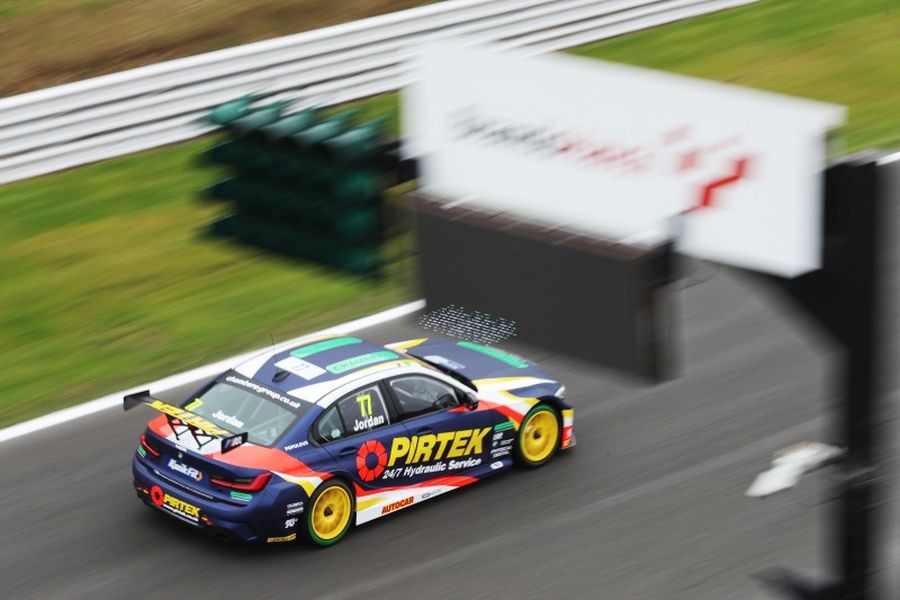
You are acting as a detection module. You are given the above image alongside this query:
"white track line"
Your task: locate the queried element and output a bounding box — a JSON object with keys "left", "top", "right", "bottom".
{"left": 0, "top": 300, "right": 425, "bottom": 444}
{"left": 878, "top": 150, "right": 900, "bottom": 165}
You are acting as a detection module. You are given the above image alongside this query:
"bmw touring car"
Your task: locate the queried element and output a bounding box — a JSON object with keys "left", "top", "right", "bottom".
{"left": 128, "top": 335, "right": 574, "bottom": 545}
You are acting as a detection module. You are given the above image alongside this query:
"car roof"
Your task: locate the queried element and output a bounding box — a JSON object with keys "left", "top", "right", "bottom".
{"left": 232, "top": 335, "right": 421, "bottom": 405}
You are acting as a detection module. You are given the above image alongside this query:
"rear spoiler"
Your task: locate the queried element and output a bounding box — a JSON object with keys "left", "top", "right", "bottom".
{"left": 124, "top": 390, "right": 248, "bottom": 454}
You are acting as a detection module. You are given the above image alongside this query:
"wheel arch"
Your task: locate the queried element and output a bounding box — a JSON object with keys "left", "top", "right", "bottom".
{"left": 537, "top": 395, "right": 570, "bottom": 414}
{"left": 320, "top": 472, "right": 358, "bottom": 501}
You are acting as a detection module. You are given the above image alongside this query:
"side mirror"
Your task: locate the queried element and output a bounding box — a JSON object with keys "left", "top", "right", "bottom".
{"left": 463, "top": 392, "right": 478, "bottom": 411}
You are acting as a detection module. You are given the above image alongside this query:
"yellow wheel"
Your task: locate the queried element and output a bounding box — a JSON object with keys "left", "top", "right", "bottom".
{"left": 515, "top": 405, "right": 560, "bottom": 467}
{"left": 306, "top": 480, "right": 353, "bottom": 546}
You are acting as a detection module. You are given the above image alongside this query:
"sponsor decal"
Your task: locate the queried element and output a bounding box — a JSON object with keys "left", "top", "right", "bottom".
{"left": 221, "top": 435, "right": 245, "bottom": 453}
{"left": 150, "top": 485, "right": 201, "bottom": 521}
{"left": 353, "top": 413, "right": 386, "bottom": 432}
{"left": 285, "top": 518, "right": 299, "bottom": 529}
{"left": 387, "top": 427, "right": 491, "bottom": 467}
{"left": 148, "top": 399, "right": 230, "bottom": 437}
{"left": 167, "top": 458, "right": 202, "bottom": 481}
{"left": 382, "top": 458, "right": 482, "bottom": 479}
{"left": 348, "top": 391, "right": 388, "bottom": 433}
{"left": 291, "top": 337, "right": 362, "bottom": 358}
{"left": 286, "top": 501, "right": 304, "bottom": 516}
{"left": 420, "top": 489, "right": 452, "bottom": 501}
{"left": 212, "top": 410, "right": 244, "bottom": 429}
{"left": 493, "top": 420, "right": 515, "bottom": 432}
{"left": 381, "top": 496, "right": 414, "bottom": 515}
{"left": 423, "top": 355, "right": 466, "bottom": 371}
{"left": 356, "top": 440, "right": 388, "bottom": 482}
{"left": 225, "top": 375, "right": 302, "bottom": 409}
{"left": 491, "top": 461, "right": 504, "bottom": 470}
{"left": 266, "top": 533, "right": 297, "bottom": 543}
{"left": 274, "top": 356, "right": 326, "bottom": 381}
{"left": 230, "top": 490, "right": 253, "bottom": 502}
{"left": 457, "top": 341, "right": 529, "bottom": 368}
{"left": 325, "top": 351, "right": 398, "bottom": 374}
{"left": 137, "top": 445, "right": 147, "bottom": 458}
{"left": 283, "top": 440, "right": 309, "bottom": 452}
{"left": 362, "top": 428, "right": 490, "bottom": 481}
{"left": 448, "top": 457, "right": 481, "bottom": 470}
{"left": 184, "top": 398, "right": 203, "bottom": 411}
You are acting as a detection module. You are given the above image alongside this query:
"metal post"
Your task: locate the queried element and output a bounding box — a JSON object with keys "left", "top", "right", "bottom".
{"left": 833, "top": 158, "right": 880, "bottom": 600}
{"left": 761, "top": 155, "right": 885, "bottom": 599}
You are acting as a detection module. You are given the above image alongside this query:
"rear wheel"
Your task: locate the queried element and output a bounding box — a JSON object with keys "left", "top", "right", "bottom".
{"left": 515, "top": 404, "right": 560, "bottom": 467}
{"left": 305, "top": 479, "right": 354, "bottom": 546}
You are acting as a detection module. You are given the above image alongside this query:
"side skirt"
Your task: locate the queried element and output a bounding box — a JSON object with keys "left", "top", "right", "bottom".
{"left": 354, "top": 457, "right": 513, "bottom": 525}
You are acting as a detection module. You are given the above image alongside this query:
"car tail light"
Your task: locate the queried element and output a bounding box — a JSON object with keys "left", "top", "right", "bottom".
{"left": 211, "top": 472, "right": 271, "bottom": 492}
{"left": 140, "top": 433, "right": 161, "bottom": 458}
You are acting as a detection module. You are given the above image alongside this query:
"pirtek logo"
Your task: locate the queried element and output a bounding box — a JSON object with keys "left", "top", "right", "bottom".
{"left": 387, "top": 427, "right": 490, "bottom": 467}
{"left": 381, "top": 496, "right": 414, "bottom": 515}
{"left": 150, "top": 485, "right": 201, "bottom": 518}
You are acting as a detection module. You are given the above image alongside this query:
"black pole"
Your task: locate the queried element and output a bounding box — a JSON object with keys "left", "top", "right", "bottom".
{"left": 762, "top": 155, "right": 885, "bottom": 599}
{"left": 833, "top": 158, "right": 880, "bottom": 599}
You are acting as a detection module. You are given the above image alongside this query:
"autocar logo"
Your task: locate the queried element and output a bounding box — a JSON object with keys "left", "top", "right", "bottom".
{"left": 167, "top": 458, "right": 202, "bottom": 481}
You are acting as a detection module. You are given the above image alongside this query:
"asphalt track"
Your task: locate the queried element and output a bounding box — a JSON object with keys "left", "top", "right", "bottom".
{"left": 0, "top": 266, "right": 838, "bottom": 599}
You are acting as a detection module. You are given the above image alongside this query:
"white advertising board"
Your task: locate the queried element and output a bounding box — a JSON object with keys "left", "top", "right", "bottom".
{"left": 403, "top": 41, "right": 846, "bottom": 276}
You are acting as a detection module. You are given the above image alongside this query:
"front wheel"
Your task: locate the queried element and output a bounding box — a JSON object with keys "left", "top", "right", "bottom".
{"left": 514, "top": 404, "right": 560, "bottom": 468}
{"left": 304, "top": 479, "right": 354, "bottom": 546}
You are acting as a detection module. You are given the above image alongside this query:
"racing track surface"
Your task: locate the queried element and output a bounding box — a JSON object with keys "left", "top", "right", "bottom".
{"left": 0, "top": 266, "right": 836, "bottom": 599}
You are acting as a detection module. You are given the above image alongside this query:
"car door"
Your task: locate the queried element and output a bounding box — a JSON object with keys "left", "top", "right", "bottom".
{"left": 318, "top": 382, "right": 406, "bottom": 488}
{"left": 383, "top": 374, "right": 495, "bottom": 484}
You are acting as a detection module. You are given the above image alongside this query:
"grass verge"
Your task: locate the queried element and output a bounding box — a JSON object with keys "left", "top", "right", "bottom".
{"left": 0, "top": 138, "right": 413, "bottom": 427}
{"left": 0, "top": 0, "right": 436, "bottom": 96}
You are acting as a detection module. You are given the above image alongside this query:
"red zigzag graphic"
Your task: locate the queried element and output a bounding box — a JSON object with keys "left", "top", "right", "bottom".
{"left": 684, "top": 157, "right": 750, "bottom": 215}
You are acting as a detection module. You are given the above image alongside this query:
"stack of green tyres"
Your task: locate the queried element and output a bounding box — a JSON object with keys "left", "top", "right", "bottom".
{"left": 201, "top": 95, "right": 392, "bottom": 275}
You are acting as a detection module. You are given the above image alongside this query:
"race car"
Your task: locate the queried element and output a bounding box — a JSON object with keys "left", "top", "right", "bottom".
{"left": 128, "top": 335, "right": 574, "bottom": 546}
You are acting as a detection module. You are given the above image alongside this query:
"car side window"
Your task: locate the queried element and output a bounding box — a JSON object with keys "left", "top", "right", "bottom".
{"left": 336, "top": 385, "right": 390, "bottom": 436}
{"left": 389, "top": 375, "right": 459, "bottom": 420}
{"left": 314, "top": 406, "right": 345, "bottom": 443}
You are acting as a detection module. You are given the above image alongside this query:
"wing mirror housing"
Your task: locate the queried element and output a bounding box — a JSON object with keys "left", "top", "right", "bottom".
{"left": 463, "top": 392, "right": 479, "bottom": 411}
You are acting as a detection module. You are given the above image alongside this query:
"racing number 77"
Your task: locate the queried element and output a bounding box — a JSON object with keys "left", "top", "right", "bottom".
{"left": 356, "top": 393, "right": 372, "bottom": 417}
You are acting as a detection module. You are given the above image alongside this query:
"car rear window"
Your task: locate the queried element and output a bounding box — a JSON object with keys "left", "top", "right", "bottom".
{"left": 185, "top": 375, "right": 307, "bottom": 446}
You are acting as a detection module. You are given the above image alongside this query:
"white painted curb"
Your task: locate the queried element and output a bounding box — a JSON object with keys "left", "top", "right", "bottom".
{"left": 0, "top": 300, "right": 424, "bottom": 444}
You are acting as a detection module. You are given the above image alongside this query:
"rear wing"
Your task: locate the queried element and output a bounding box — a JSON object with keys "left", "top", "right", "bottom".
{"left": 124, "top": 390, "right": 248, "bottom": 454}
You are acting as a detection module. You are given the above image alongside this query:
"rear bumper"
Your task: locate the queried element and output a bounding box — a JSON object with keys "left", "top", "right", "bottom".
{"left": 132, "top": 455, "right": 297, "bottom": 544}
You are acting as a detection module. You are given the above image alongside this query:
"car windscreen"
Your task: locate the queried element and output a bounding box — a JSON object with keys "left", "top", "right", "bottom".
{"left": 186, "top": 375, "right": 306, "bottom": 446}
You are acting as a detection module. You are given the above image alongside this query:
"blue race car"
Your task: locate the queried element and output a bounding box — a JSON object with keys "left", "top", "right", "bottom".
{"left": 128, "top": 335, "right": 574, "bottom": 545}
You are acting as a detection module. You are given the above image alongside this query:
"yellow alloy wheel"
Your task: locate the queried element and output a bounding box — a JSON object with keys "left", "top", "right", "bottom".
{"left": 310, "top": 483, "right": 352, "bottom": 543}
{"left": 519, "top": 406, "right": 560, "bottom": 466}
